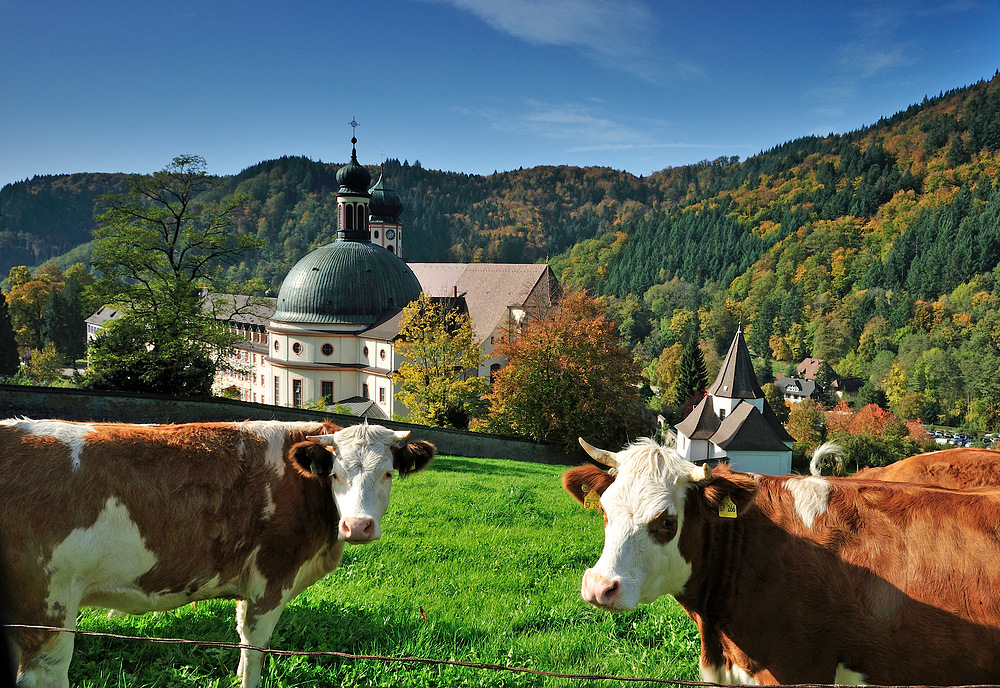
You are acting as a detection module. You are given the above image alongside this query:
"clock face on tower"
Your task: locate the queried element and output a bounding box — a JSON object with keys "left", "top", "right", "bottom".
{"left": 385, "top": 229, "right": 395, "bottom": 240}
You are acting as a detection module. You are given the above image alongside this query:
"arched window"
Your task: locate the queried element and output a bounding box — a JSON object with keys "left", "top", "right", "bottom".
{"left": 490, "top": 363, "right": 502, "bottom": 384}
{"left": 345, "top": 204, "right": 354, "bottom": 230}
{"left": 387, "top": 245, "right": 395, "bottom": 254}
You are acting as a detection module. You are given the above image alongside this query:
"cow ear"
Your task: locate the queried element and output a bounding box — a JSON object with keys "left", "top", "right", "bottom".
{"left": 562, "top": 465, "right": 615, "bottom": 507}
{"left": 699, "top": 472, "right": 757, "bottom": 520}
{"left": 392, "top": 440, "right": 435, "bottom": 477}
{"left": 290, "top": 441, "right": 333, "bottom": 476}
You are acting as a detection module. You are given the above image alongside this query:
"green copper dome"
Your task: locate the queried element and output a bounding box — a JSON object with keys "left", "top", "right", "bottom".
{"left": 272, "top": 241, "right": 421, "bottom": 325}
{"left": 369, "top": 172, "right": 404, "bottom": 221}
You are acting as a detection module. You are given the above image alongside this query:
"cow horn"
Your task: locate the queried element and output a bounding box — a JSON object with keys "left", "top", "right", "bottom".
{"left": 579, "top": 437, "right": 618, "bottom": 468}
{"left": 392, "top": 430, "right": 411, "bottom": 446}
{"left": 688, "top": 464, "right": 712, "bottom": 483}
{"left": 306, "top": 434, "right": 337, "bottom": 446}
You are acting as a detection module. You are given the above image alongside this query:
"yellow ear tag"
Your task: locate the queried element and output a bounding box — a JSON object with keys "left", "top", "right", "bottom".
{"left": 719, "top": 495, "right": 738, "bottom": 519}
{"left": 584, "top": 490, "right": 601, "bottom": 510}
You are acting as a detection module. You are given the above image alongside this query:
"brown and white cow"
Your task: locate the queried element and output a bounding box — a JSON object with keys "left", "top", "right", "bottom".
{"left": 0, "top": 418, "right": 434, "bottom": 688}
{"left": 811, "top": 445, "right": 1000, "bottom": 488}
{"left": 564, "top": 437, "right": 1000, "bottom": 685}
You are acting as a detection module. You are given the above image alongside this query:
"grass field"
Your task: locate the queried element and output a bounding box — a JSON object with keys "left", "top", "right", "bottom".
{"left": 68, "top": 455, "right": 701, "bottom": 687}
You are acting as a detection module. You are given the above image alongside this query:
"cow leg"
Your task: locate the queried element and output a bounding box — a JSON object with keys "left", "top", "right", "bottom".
{"left": 234, "top": 599, "right": 286, "bottom": 688}
{"left": 15, "top": 596, "right": 79, "bottom": 688}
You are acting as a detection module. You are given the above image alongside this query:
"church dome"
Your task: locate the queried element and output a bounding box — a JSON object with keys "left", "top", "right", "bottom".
{"left": 369, "top": 172, "right": 404, "bottom": 221}
{"left": 336, "top": 138, "right": 372, "bottom": 195}
{"left": 271, "top": 241, "right": 421, "bottom": 326}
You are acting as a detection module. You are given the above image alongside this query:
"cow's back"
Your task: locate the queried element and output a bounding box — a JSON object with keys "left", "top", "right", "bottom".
{"left": 855, "top": 447, "right": 1000, "bottom": 488}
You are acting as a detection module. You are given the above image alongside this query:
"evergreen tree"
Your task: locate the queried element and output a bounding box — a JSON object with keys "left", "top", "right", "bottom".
{"left": 763, "top": 383, "right": 790, "bottom": 424}
{"left": 0, "top": 295, "right": 20, "bottom": 377}
{"left": 673, "top": 330, "right": 709, "bottom": 407}
{"left": 41, "top": 285, "right": 85, "bottom": 362}
{"left": 811, "top": 361, "right": 838, "bottom": 406}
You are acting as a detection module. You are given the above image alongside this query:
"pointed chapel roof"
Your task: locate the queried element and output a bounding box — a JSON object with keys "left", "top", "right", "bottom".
{"left": 761, "top": 399, "right": 796, "bottom": 443}
{"left": 712, "top": 401, "right": 792, "bottom": 452}
{"left": 674, "top": 396, "right": 720, "bottom": 440}
{"left": 708, "top": 327, "right": 764, "bottom": 399}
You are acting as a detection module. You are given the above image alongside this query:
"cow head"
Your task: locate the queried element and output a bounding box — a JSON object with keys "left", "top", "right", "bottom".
{"left": 563, "top": 437, "right": 712, "bottom": 611}
{"left": 294, "top": 423, "right": 434, "bottom": 543}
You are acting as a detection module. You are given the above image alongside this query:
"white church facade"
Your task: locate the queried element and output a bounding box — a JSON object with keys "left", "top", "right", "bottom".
{"left": 86, "top": 136, "right": 560, "bottom": 420}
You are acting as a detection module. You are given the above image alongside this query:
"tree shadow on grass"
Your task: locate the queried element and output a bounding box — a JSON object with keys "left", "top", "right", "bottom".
{"left": 431, "top": 456, "right": 558, "bottom": 478}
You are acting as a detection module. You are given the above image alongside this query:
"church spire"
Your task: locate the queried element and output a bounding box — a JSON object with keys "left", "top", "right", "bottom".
{"left": 707, "top": 326, "right": 764, "bottom": 399}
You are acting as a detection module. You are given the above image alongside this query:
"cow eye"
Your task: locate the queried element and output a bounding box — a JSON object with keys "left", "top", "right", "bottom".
{"left": 385, "top": 471, "right": 394, "bottom": 480}
{"left": 331, "top": 472, "right": 339, "bottom": 481}
{"left": 649, "top": 514, "right": 678, "bottom": 544}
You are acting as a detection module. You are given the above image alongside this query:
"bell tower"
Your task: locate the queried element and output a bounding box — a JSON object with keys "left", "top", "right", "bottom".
{"left": 368, "top": 167, "right": 404, "bottom": 257}
{"left": 335, "top": 118, "right": 372, "bottom": 243}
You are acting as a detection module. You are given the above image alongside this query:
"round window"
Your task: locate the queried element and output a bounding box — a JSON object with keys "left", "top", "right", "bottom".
{"left": 273, "top": 340, "right": 279, "bottom": 352}
{"left": 380, "top": 349, "right": 386, "bottom": 360}
{"left": 322, "top": 343, "right": 334, "bottom": 356}
{"left": 363, "top": 346, "right": 369, "bottom": 357}
{"left": 292, "top": 342, "right": 302, "bottom": 355}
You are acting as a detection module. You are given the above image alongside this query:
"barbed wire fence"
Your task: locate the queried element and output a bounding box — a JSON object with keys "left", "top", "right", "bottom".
{"left": 4, "top": 623, "right": 986, "bottom": 688}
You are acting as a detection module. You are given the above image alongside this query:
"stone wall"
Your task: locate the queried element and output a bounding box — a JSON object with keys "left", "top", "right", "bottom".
{"left": 0, "top": 384, "right": 575, "bottom": 465}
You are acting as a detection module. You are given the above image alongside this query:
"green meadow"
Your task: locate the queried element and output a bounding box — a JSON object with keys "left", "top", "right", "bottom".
{"left": 70, "top": 455, "right": 701, "bottom": 687}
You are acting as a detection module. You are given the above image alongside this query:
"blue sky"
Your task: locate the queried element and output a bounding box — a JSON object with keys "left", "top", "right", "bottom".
{"left": 2, "top": 1, "right": 997, "bottom": 189}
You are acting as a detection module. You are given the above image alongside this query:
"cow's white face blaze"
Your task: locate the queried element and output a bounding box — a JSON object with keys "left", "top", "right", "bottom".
{"left": 578, "top": 438, "right": 710, "bottom": 611}
{"left": 310, "top": 424, "right": 411, "bottom": 543}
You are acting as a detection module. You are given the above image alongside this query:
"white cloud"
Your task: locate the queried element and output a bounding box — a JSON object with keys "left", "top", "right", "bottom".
{"left": 840, "top": 45, "right": 907, "bottom": 79}
{"left": 474, "top": 99, "right": 746, "bottom": 157}
{"left": 420, "top": 0, "right": 675, "bottom": 81}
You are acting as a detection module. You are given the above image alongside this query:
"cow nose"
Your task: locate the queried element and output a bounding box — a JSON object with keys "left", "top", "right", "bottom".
{"left": 582, "top": 570, "right": 621, "bottom": 608}
{"left": 340, "top": 517, "right": 378, "bottom": 543}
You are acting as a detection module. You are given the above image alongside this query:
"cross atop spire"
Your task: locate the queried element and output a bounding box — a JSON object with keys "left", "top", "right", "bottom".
{"left": 348, "top": 116, "right": 359, "bottom": 145}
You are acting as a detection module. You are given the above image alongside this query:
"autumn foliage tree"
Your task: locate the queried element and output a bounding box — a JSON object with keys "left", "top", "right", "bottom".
{"left": 394, "top": 292, "right": 487, "bottom": 429}
{"left": 479, "top": 291, "right": 650, "bottom": 453}
{"left": 809, "top": 400, "right": 937, "bottom": 472}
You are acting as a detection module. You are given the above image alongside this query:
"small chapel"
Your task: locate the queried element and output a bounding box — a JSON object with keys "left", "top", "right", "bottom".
{"left": 671, "top": 327, "right": 794, "bottom": 474}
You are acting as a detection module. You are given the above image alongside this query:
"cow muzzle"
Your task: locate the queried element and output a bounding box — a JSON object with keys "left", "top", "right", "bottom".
{"left": 582, "top": 569, "right": 624, "bottom": 610}
{"left": 339, "top": 517, "right": 380, "bottom": 543}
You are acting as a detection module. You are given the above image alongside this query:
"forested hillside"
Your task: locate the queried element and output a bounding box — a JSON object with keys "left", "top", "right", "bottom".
{"left": 580, "top": 71, "right": 1000, "bottom": 431}
{"left": 0, "top": 173, "right": 125, "bottom": 273}
{"left": 2, "top": 72, "right": 999, "bottom": 428}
